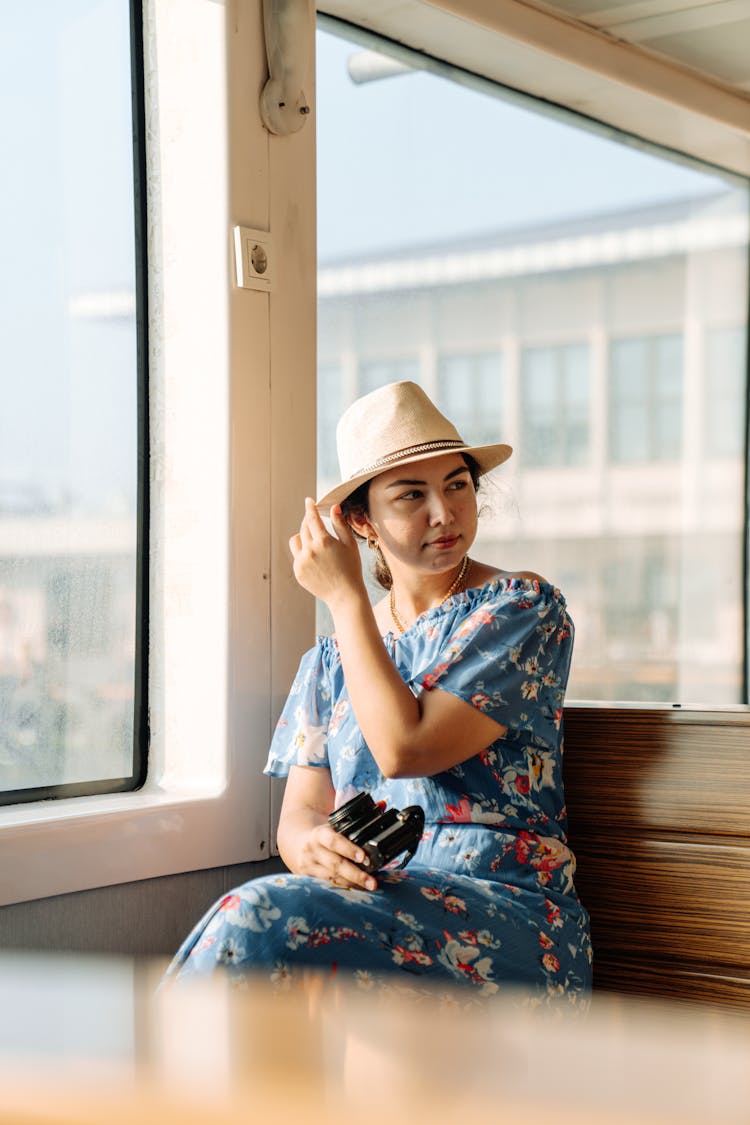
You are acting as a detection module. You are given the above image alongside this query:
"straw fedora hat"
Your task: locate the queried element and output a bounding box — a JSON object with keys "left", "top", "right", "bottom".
{"left": 317, "top": 381, "right": 512, "bottom": 512}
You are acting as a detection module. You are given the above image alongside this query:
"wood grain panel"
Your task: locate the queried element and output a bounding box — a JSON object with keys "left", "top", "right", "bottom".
{"left": 592, "top": 958, "right": 750, "bottom": 1012}
{"left": 573, "top": 839, "right": 750, "bottom": 967}
{"left": 561, "top": 709, "right": 750, "bottom": 1007}
{"left": 563, "top": 707, "right": 750, "bottom": 839}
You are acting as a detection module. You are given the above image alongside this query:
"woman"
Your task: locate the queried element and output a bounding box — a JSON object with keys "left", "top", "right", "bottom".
{"left": 166, "top": 381, "right": 592, "bottom": 1003}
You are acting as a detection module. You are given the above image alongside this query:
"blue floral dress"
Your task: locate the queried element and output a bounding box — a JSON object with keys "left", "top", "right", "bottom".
{"left": 166, "top": 578, "right": 592, "bottom": 1004}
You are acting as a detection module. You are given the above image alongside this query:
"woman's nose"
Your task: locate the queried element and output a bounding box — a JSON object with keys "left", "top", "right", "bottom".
{"left": 428, "top": 493, "right": 454, "bottom": 526}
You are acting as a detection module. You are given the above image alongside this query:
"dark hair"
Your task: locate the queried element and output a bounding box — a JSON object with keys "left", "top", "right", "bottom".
{"left": 340, "top": 453, "right": 482, "bottom": 591}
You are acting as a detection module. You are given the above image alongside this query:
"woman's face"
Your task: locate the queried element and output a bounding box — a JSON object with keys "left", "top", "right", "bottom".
{"left": 359, "top": 453, "right": 478, "bottom": 578}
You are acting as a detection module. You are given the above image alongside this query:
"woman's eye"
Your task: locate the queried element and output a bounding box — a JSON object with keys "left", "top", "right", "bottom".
{"left": 398, "top": 490, "right": 422, "bottom": 501}
{"left": 448, "top": 479, "right": 468, "bottom": 491}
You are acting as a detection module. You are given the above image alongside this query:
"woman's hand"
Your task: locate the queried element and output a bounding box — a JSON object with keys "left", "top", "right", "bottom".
{"left": 277, "top": 766, "right": 378, "bottom": 892}
{"left": 296, "top": 822, "right": 378, "bottom": 892}
{"left": 289, "top": 499, "right": 365, "bottom": 607}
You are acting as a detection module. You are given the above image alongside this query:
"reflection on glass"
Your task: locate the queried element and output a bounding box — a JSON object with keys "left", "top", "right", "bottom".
{"left": 359, "top": 358, "right": 421, "bottom": 396}
{"left": 0, "top": 1, "right": 138, "bottom": 795}
{"left": 315, "top": 22, "right": 750, "bottom": 704}
{"left": 317, "top": 364, "right": 344, "bottom": 479}
{"left": 706, "top": 327, "right": 746, "bottom": 458}
{"left": 522, "top": 344, "right": 590, "bottom": 467}
{"left": 610, "top": 336, "right": 683, "bottom": 463}
{"left": 437, "top": 353, "right": 503, "bottom": 447}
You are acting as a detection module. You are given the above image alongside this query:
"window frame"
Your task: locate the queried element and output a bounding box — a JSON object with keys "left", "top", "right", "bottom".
{"left": 436, "top": 351, "right": 504, "bottom": 448}
{"left": 0, "top": 0, "right": 748, "bottom": 908}
{"left": 608, "top": 333, "right": 684, "bottom": 466}
{"left": 0, "top": 0, "right": 148, "bottom": 809}
{"left": 0, "top": 0, "right": 315, "bottom": 906}
{"left": 315, "top": 9, "right": 750, "bottom": 708}
{"left": 520, "top": 341, "right": 591, "bottom": 469}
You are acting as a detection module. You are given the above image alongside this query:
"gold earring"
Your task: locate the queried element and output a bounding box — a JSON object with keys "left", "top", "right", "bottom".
{"left": 367, "top": 538, "right": 379, "bottom": 551}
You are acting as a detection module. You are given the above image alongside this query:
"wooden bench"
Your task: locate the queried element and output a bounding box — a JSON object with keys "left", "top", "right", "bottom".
{"left": 563, "top": 706, "right": 750, "bottom": 1010}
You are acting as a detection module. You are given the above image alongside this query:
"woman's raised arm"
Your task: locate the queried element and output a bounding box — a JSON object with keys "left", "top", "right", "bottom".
{"left": 289, "top": 501, "right": 506, "bottom": 779}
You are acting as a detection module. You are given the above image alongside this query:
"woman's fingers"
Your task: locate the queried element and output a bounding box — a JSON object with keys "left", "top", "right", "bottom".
{"left": 329, "top": 504, "right": 357, "bottom": 547}
{"left": 316, "top": 823, "right": 363, "bottom": 865}
{"left": 307, "top": 824, "right": 377, "bottom": 891}
{"left": 299, "top": 511, "right": 315, "bottom": 546}
{"left": 326, "top": 855, "right": 376, "bottom": 891}
{"left": 289, "top": 497, "right": 369, "bottom": 602}
{"left": 303, "top": 496, "right": 327, "bottom": 540}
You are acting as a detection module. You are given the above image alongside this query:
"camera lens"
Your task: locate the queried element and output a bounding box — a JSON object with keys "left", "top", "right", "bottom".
{"left": 328, "top": 792, "right": 376, "bottom": 835}
{"left": 328, "top": 793, "right": 424, "bottom": 872}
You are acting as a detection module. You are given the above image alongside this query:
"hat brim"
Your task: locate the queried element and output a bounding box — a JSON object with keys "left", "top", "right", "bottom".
{"left": 316, "top": 442, "right": 513, "bottom": 513}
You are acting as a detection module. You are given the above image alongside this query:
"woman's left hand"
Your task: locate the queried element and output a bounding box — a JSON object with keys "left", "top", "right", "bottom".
{"left": 289, "top": 499, "right": 365, "bottom": 606}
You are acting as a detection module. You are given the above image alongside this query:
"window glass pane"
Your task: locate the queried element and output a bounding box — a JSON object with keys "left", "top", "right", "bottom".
{"left": 438, "top": 357, "right": 473, "bottom": 417}
{"left": 316, "top": 19, "right": 750, "bottom": 704}
{"left": 563, "top": 346, "right": 589, "bottom": 407}
{"left": 612, "top": 404, "right": 647, "bottom": 463}
{"left": 611, "top": 343, "right": 646, "bottom": 402}
{"left": 706, "top": 327, "right": 746, "bottom": 457}
{"left": 610, "top": 335, "right": 683, "bottom": 463}
{"left": 0, "top": 2, "right": 141, "bottom": 799}
{"left": 317, "top": 364, "right": 343, "bottom": 479}
{"left": 522, "top": 345, "right": 589, "bottom": 467}
{"left": 437, "top": 353, "right": 503, "bottom": 446}
{"left": 359, "top": 358, "right": 421, "bottom": 397}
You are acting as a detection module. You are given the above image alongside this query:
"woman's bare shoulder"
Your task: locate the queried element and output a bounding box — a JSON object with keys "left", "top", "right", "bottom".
{"left": 471, "top": 562, "right": 549, "bottom": 586}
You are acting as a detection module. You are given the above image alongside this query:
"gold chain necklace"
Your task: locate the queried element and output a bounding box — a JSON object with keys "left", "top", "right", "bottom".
{"left": 390, "top": 556, "right": 471, "bottom": 636}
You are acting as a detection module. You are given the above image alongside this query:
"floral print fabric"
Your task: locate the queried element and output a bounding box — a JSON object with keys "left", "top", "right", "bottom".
{"left": 167, "top": 578, "right": 592, "bottom": 1004}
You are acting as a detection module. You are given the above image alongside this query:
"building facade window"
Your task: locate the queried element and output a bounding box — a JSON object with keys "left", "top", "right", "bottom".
{"left": 359, "top": 358, "right": 421, "bottom": 397}
{"left": 609, "top": 335, "right": 683, "bottom": 463}
{"left": 316, "top": 18, "right": 750, "bottom": 705}
{"left": 0, "top": 1, "right": 144, "bottom": 804}
{"left": 437, "top": 353, "right": 503, "bottom": 446}
{"left": 317, "top": 364, "right": 344, "bottom": 480}
{"left": 705, "top": 327, "right": 746, "bottom": 458}
{"left": 521, "top": 344, "right": 590, "bottom": 467}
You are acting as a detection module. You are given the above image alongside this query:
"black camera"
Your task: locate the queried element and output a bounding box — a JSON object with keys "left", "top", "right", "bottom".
{"left": 328, "top": 792, "right": 425, "bottom": 872}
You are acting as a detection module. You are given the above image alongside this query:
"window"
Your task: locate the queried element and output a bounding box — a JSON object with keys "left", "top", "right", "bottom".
{"left": 359, "top": 358, "right": 421, "bottom": 396}
{"left": 0, "top": 1, "right": 144, "bottom": 803}
{"left": 437, "top": 354, "right": 503, "bottom": 446}
{"left": 0, "top": 0, "right": 313, "bottom": 905}
{"left": 521, "top": 344, "right": 590, "bottom": 467}
{"left": 317, "top": 364, "right": 344, "bottom": 481}
{"left": 705, "top": 327, "right": 747, "bottom": 458}
{"left": 609, "top": 335, "right": 683, "bottom": 463}
{"left": 602, "top": 541, "right": 679, "bottom": 701}
{"left": 316, "top": 17, "right": 750, "bottom": 705}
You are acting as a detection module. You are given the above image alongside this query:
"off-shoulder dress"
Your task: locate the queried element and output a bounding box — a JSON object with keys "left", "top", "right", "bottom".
{"left": 165, "top": 577, "right": 593, "bottom": 1003}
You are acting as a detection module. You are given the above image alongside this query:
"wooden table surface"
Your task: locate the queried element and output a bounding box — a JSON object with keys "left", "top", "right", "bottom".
{"left": 0, "top": 953, "right": 748, "bottom": 1124}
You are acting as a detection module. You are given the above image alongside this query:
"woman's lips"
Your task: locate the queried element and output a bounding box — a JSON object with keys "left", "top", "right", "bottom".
{"left": 429, "top": 536, "right": 459, "bottom": 549}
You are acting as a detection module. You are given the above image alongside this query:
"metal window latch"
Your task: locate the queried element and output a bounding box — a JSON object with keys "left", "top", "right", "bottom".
{"left": 260, "top": 0, "right": 312, "bottom": 136}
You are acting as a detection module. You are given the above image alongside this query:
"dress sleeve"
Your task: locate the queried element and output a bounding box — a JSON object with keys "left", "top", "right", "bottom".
{"left": 264, "top": 643, "right": 333, "bottom": 777}
{"left": 415, "top": 582, "right": 573, "bottom": 748}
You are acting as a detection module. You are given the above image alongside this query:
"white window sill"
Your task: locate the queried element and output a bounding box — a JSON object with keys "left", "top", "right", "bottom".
{"left": 0, "top": 772, "right": 271, "bottom": 908}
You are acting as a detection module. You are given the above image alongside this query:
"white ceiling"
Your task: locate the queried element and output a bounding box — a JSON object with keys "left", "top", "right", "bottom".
{"left": 538, "top": 0, "right": 750, "bottom": 92}
{"left": 320, "top": 0, "right": 750, "bottom": 175}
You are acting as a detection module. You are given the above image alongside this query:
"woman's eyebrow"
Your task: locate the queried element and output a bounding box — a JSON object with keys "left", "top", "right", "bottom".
{"left": 384, "top": 466, "right": 470, "bottom": 490}
{"left": 385, "top": 478, "right": 425, "bottom": 489}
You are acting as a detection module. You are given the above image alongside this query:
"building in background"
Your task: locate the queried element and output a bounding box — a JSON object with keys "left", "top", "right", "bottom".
{"left": 317, "top": 190, "right": 749, "bottom": 703}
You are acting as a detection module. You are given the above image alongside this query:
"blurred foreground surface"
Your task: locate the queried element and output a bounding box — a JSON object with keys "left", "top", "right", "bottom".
{"left": 0, "top": 952, "right": 748, "bottom": 1124}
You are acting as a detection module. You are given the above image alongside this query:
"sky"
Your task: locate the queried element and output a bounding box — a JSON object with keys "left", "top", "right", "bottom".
{"left": 0, "top": 9, "right": 740, "bottom": 510}
{"left": 0, "top": 1, "right": 136, "bottom": 514}
{"left": 316, "top": 26, "right": 733, "bottom": 263}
